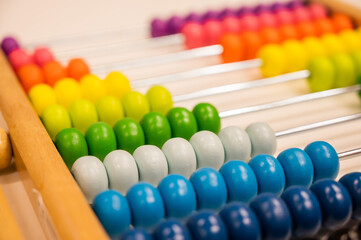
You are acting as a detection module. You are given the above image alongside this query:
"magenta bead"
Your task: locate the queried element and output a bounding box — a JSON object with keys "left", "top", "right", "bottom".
{"left": 270, "top": 2, "right": 287, "bottom": 12}
{"left": 309, "top": 3, "right": 328, "bottom": 20}
{"left": 202, "top": 10, "right": 220, "bottom": 22}
{"left": 239, "top": 15, "right": 260, "bottom": 32}
{"left": 258, "top": 12, "right": 279, "bottom": 28}
{"left": 33, "top": 47, "right": 54, "bottom": 67}
{"left": 182, "top": 22, "right": 205, "bottom": 49}
{"left": 203, "top": 20, "right": 224, "bottom": 45}
{"left": 236, "top": 6, "right": 254, "bottom": 17}
{"left": 222, "top": 16, "right": 241, "bottom": 34}
{"left": 293, "top": 6, "right": 312, "bottom": 23}
{"left": 254, "top": 4, "right": 271, "bottom": 15}
{"left": 151, "top": 18, "right": 167, "bottom": 37}
{"left": 219, "top": 8, "right": 237, "bottom": 19}
{"left": 286, "top": 0, "right": 305, "bottom": 10}
{"left": 9, "top": 48, "right": 33, "bottom": 70}
{"left": 275, "top": 10, "right": 295, "bottom": 25}
{"left": 1, "top": 37, "right": 20, "bottom": 56}
{"left": 166, "top": 16, "right": 185, "bottom": 35}
{"left": 185, "top": 12, "right": 202, "bottom": 23}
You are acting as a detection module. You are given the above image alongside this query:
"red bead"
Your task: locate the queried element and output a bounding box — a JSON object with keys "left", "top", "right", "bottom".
{"left": 293, "top": 7, "right": 312, "bottom": 23}
{"left": 275, "top": 10, "right": 295, "bottom": 25}
{"left": 182, "top": 22, "right": 205, "bottom": 49}
{"left": 222, "top": 16, "right": 241, "bottom": 34}
{"left": 258, "top": 12, "right": 279, "bottom": 28}
{"left": 308, "top": 3, "right": 328, "bottom": 20}
{"left": 203, "top": 20, "right": 224, "bottom": 45}
{"left": 33, "top": 47, "right": 54, "bottom": 67}
{"left": 239, "top": 15, "right": 260, "bottom": 32}
{"left": 8, "top": 48, "right": 33, "bottom": 70}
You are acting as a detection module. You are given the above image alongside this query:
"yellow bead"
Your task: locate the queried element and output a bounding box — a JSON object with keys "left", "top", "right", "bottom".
{"left": 146, "top": 86, "right": 173, "bottom": 115}
{"left": 122, "top": 91, "right": 150, "bottom": 122}
{"left": 41, "top": 104, "right": 72, "bottom": 140}
{"left": 302, "top": 37, "right": 327, "bottom": 58}
{"left": 258, "top": 44, "right": 287, "bottom": 77}
{"left": 307, "top": 57, "right": 335, "bottom": 92}
{"left": 80, "top": 74, "right": 107, "bottom": 103}
{"left": 28, "top": 84, "right": 57, "bottom": 115}
{"left": 282, "top": 40, "right": 309, "bottom": 72}
{"left": 96, "top": 96, "right": 124, "bottom": 127}
{"left": 330, "top": 54, "right": 356, "bottom": 88}
{"left": 321, "top": 33, "right": 346, "bottom": 55}
{"left": 69, "top": 99, "right": 99, "bottom": 134}
{"left": 54, "top": 78, "right": 82, "bottom": 109}
{"left": 339, "top": 29, "right": 361, "bottom": 53}
{"left": 104, "top": 72, "right": 131, "bottom": 99}
{"left": 0, "top": 128, "right": 12, "bottom": 170}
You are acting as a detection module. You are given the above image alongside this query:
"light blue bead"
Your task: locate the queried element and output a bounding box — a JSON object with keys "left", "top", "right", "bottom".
{"left": 126, "top": 182, "right": 165, "bottom": 228}
{"left": 219, "top": 160, "right": 258, "bottom": 202}
{"left": 92, "top": 190, "right": 131, "bottom": 238}
{"left": 190, "top": 167, "right": 227, "bottom": 210}
{"left": 248, "top": 154, "right": 285, "bottom": 195}
{"left": 277, "top": 148, "right": 314, "bottom": 188}
{"left": 158, "top": 174, "right": 197, "bottom": 219}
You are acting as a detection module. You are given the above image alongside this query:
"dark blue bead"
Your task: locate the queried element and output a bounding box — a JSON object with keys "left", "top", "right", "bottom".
{"left": 153, "top": 219, "right": 191, "bottom": 240}
{"left": 121, "top": 228, "right": 153, "bottom": 240}
{"left": 339, "top": 172, "right": 361, "bottom": 220}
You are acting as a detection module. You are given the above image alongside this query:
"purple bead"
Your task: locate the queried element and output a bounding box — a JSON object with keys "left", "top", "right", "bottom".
{"left": 166, "top": 16, "right": 185, "bottom": 35}
{"left": 270, "top": 2, "right": 287, "bottom": 12}
{"left": 1, "top": 37, "right": 20, "bottom": 56}
{"left": 236, "top": 6, "right": 254, "bottom": 17}
{"left": 202, "top": 10, "right": 220, "bottom": 22}
{"left": 185, "top": 12, "right": 202, "bottom": 23}
{"left": 219, "top": 8, "right": 237, "bottom": 19}
{"left": 286, "top": 0, "right": 304, "bottom": 10}
{"left": 254, "top": 4, "right": 271, "bottom": 15}
{"left": 151, "top": 18, "right": 167, "bottom": 37}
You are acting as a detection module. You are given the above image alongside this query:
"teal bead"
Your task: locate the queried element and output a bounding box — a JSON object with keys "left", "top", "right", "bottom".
{"left": 85, "top": 122, "right": 117, "bottom": 161}
{"left": 192, "top": 103, "right": 221, "bottom": 134}
{"left": 55, "top": 128, "right": 88, "bottom": 169}
{"left": 113, "top": 118, "right": 145, "bottom": 154}
{"left": 167, "top": 107, "right": 198, "bottom": 140}
{"left": 140, "top": 112, "right": 171, "bottom": 148}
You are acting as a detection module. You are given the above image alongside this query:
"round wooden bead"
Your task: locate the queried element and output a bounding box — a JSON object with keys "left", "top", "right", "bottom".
{"left": 133, "top": 145, "right": 168, "bottom": 186}
{"left": 314, "top": 18, "right": 335, "bottom": 36}
{"left": 218, "top": 126, "right": 251, "bottom": 162}
{"left": 161, "top": 138, "right": 197, "bottom": 178}
{"left": 167, "top": 107, "right": 198, "bottom": 140}
{"left": 203, "top": 20, "right": 224, "bottom": 45}
{"left": 182, "top": 22, "right": 206, "bottom": 49}
{"left": 67, "top": 58, "right": 90, "bottom": 81}
{"left": 307, "top": 56, "right": 335, "bottom": 92}
{"left": 0, "top": 128, "right": 12, "bottom": 170}
{"left": 192, "top": 103, "right": 221, "bottom": 134}
{"left": 302, "top": 36, "right": 327, "bottom": 58}
{"left": 259, "top": 27, "right": 281, "bottom": 45}
{"left": 104, "top": 71, "right": 131, "bottom": 99}
{"left": 1, "top": 36, "right": 19, "bottom": 55}
{"left": 113, "top": 118, "right": 145, "bottom": 154}
{"left": 80, "top": 74, "right": 107, "bottom": 103}
{"left": 222, "top": 16, "right": 241, "bottom": 34}
{"left": 140, "top": 112, "right": 171, "bottom": 148}
{"left": 42, "top": 61, "right": 66, "bottom": 86}
{"left": 241, "top": 31, "right": 263, "bottom": 60}
{"left": 239, "top": 15, "right": 260, "bottom": 32}
{"left": 71, "top": 156, "right": 108, "bottom": 203}
{"left": 28, "top": 83, "right": 57, "bottom": 115}
{"left": 153, "top": 219, "right": 191, "bottom": 240}
{"left": 9, "top": 48, "right": 33, "bottom": 70}
{"left": 151, "top": 18, "right": 167, "bottom": 37}
{"left": 282, "top": 39, "right": 309, "bottom": 72}
{"left": 33, "top": 47, "right": 54, "bottom": 67}
{"left": 190, "top": 131, "right": 225, "bottom": 170}
{"left": 69, "top": 99, "right": 98, "bottom": 134}
{"left": 146, "top": 86, "right": 173, "bottom": 115}
{"left": 17, "top": 64, "right": 44, "bottom": 92}
{"left": 41, "top": 104, "right": 71, "bottom": 140}
{"left": 321, "top": 33, "right": 346, "bottom": 55}
{"left": 332, "top": 14, "right": 353, "bottom": 32}
{"left": 103, "top": 150, "right": 138, "bottom": 195}
{"left": 121, "top": 228, "right": 152, "bottom": 240}
{"left": 330, "top": 53, "right": 356, "bottom": 88}
{"left": 297, "top": 21, "right": 317, "bottom": 39}
{"left": 339, "top": 172, "right": 361, "bottom": 220}
{"left": 95, "top": 96, "right": 124, "bottom": 127}
{"left": 122, "top": 91, "right": 150, "bottom": 122}
{"left": 258, "top": 44, "right": 287, "bottom": 77}
{"left": 166, "top": 16, "right": 185, "bottom": 34}
{"left": 220, "top": 33, "right": 243, "bottom": 63}
{"left": 54, "top": 78, "right": 82, "bottom": 109}
{"left": 340, "top": 30, "right": 361, "bottom": 53}
{"left": 309, "top": 2, "right": 328, "bottom": 19}
{"left": 246, "top": 122, "right": 277, "bottom": 157}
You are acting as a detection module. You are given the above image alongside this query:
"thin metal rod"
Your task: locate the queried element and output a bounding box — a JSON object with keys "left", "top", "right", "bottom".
{"left": 219, "top": 85, "right": 361, "bottom": 118}
{"left": 338, "top": 148, "right": 361, "bottom": 160}
{"left": 173, "top": 69, "right": 308, "bottom": 102}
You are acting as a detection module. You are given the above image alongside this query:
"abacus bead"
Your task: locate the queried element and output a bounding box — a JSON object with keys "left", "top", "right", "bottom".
{"left": 246, "top": 122, "right": 277, "bottom": 157}
{"left": 55, "top": 128, "right": 88, "bottom": 169}
{"left": 166, "top": 16, "right": 185, "bottom": 35}
{"left": 339, "top": 172, "right": 361, "bottom": 220}
{"left": 17, "top": 64, "right": 44, "bottom": 92}
{"left": 113, "top": 118, "right": 145, "bottom": 154}
{"left": 80, "top": 74, "right": 107, "bottom": 103}
{"left": 33, "top": 47, "right": 54, "bottom": 67}
{"left": 321, "top": 33, "right": 345, "bottom": 55}
{"left": 153, "top": 219, "right": 191, "bottom": 240}
{"left": 122, "top": 91, "right": 150, "bottom": 122}
{"left": 314, "top": 18, "right": 335, "bottom": 36}
{"left": 307, "top": 56, "right": 335, "bottom": 92}
{"left": 42, "top": 61, "right": 66, "bottom": 86}
{"left": 258, "top": 12, "right": 278, "bottom": 28}
{"left": 85, "top": 122, "right": 117, "bottom": 161}
{"left": 340, "top": 30, "right": 361, "bottom": 53}
{"left": 237, "top": 6, "right": 253, "bottom": 17}
{"left": 309, "top": 2, "right": 328, "bottom": 19}
{"left": 297, "top": 21, "right": 317, "bottom": 39}
{"left": 241, "top": 31, "right": 263, "bottom": 60}
{"left": 95, "top": 96, "right": 124, "bottom": 127}
{"left": 279, "top": 24, "right": 299, "bottom": 40}
{"left": 254, "top": 4, "right": 270, "bottom": 15}
{"left": 9, "top": 48, "right": 33, "bottom": 70}
{"left": 219, "top": 202, "right": 261, "bottom": 240}
{"left": 351, "top": 51, "right": 361, "bottom": 79}
{"left": 1, "top": 37, "right": 19, "bottom": 55}
{"left": 92, "top": 190, "right": 131, "bottom": 238}
{"left": 304, "top": 141, "right": 339, "bottom": 181}
{"left": 330, "top": 54, "right": 356, "bottom": 88}
{"left": 140, "top": 112, "right": 171, "bottom": 148}
{"left": 258, "top": 44, "right": 287, "bottom": 77}
{"left": 310, "top": 179, "right": 352, "bottom": 230}
{"left": 186, "top": 211, "right": 229, "bottom": 240}
{"left": 332, "top": 14, "right": 353, "bottom": 32}
{"left": 239, "top": 15, "right": 260, "bottom": 32}
{"left": 190, "top": 167, "right": 227, "bottom": 210}
{"left": 293, "top": 6, "right": 312, "bottom": 22}
{"left": 277, "top": 148, "right": 314, "bottom": 188}
{"left": 250, "top": 193, "right": 292, "bottom": 240}
{"left": 41, "top": 104, "right": 71, "bottom": 140}
{"left": 282, "top": 39, "right": 309, "bottom": 72}
{"left": 146, "top": 86, "right": 173, "bottom": 115}
{"left": 151, "top": 18, "right": 167, "bottom": 37}
{"left": 167, "top": 107, "right": 198, "bottom": 140}
{"left": 275, "top": 10, "right": 295, "bottom": 26}
{"left": 302, "top": 36, "right": 327, "bottom": 58}
{"left": 190, "top": 131, "right": 224, "bottom": 170}
{"left": 29, "top": 84, "right": 57, "bottom": 116}
{"left": 161, "top": 138, "right": 197, "bottom": 178}
{"left": 126, "top": 182, "right": 165, "bottom": 228}
{"left": 286, "top": 0, "right": 304, "bottom": 9}
{"left": 203, "top": 20, "right": 224, "bottom": 45}
{"left": 67, "top": 58, "right": 90, "bottom": 80}
{"left": 260, "top": 27, "right": 281, "bottom": 45}
{"left": 133, "top": 145, "right": 168, "bottom": 186}
{"left": 121, "top": 228, "right": 152, "bottom": 240}
{"left": 0, "top": 128, "right": 12, "bottom": 170}
{"left": 220, "top": 34, "right": 243, "bottom": 63}
{"left": 158, "top": 174, "right": 196, "bottom": 218}
{"left": 182, "top": 22, "right": 205, "bottom": 49}
{"left": 202, "top": 10, "right": 219, "bottom": 22}
{"left": 185, "top": 12, "right": 202, "bottom": 23}
{"left": 222, "top": 16, "right": 241, "bottom": 34}
{"left": 103, "top": 150, "right": 138, "bottom": 195}
{"left": 218, "top": 126, "right": 251, "bottom": 162}
{"left": 71, "top": 156, "right": 108, "bottom": 203}
{"left": 104, "top": 71, "right": 131, "bottom": 99}
{"left": 54, "top": 78, "right": 82, "bottom": 109}
{"left": 219, "top": 160, "right": 258, "bottom": 202}
{"left": 248, "top": 154, "right": 285, "bottom": 195}
{"left": 281, "top": 187, "right": 322, "bottom": 238}
{"left": 192, "top": 103, "right": 220, "bottom": 134}
{"left": 69, "top": 99, "right": 98, "bottom": 134}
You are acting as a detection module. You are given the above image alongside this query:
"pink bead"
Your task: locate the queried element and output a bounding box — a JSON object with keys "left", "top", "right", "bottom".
{"left": 258, "top": 12, "right": 279, "bottom": 28}
{"left": 275, "top": 10, "right": 295, "bottom": 25}
{"left": 203, "top": 20, "right": 224, "bottom": 45}
{"left": 308, "top": 3, "right": 328, "bottom": 20}
{"left": 293, "top": 7, "right": 312, "bottom": 23}
{"left": 33, "top": 47, "right": 55, "bottom": 67}
{"left": 8, "top": 48, "right": 33, "bottom": 70}
{"left": 222, "top": 16, "right": 241, "bottom": 34}
{"left": 182, "top": 22, "right": 205, "bottom": 49}
{"left": 239, "top": 15, "right": 260, "bottom": 32}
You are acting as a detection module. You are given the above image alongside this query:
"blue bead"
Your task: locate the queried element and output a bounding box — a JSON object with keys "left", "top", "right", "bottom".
{"left": 153, "top": 219, "right": 191, "bottom": 240}
{"left": 304, "top": 141, "right": 339, "bottom": 181}
{"left": 339, "top": 172, "right": 361, "bottom": 220}
{"left": 219, "top": 160, "right": 258, "bottom": 202}
{"left": 248, "top": 154, "right": 285, "bottom": 195}
{"left": 219, "top": 202, "right": 261, "bottom": 240}
{"left": 92, "top": 190, "right": 131, "bottom": 238}
{"left": 158, "top": 174, "right": 196, "bottom": 219}
{"left": 277, "top": 148, "right": 314, "bottom": 188}
{"left": 190, "top": 167, "right": 227, "bottom": 210}
{"left": 121, "top": 228, "right": 153, "bottom": 240}
{"left": 310, "top": 179, "right": 352, "bottom": 230}
{"left": 250, "top": 193, "right": 292, "bottom": 240}
{"left": 126, "top": 182, "right": 165, "bottom": 228}
{"left": 186, "top": 210, "right": 229, "bottom": 240}
{"left": 281, "top": 186, "right": 322, "bottom": 238}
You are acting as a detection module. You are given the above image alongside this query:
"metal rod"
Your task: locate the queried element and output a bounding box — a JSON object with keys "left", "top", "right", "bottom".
{"left": 338, "top": 148, "right": 361, "bottom": 160}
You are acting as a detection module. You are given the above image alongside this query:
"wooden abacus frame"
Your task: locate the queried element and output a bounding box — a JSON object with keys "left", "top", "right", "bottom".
{"left": 1, "top": 0, "right": 361, "bottom": 239}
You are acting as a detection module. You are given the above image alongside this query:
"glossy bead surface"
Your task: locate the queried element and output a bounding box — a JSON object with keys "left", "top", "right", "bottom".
{"left": 104, "top": 71, "right": 131, "bottom": 99}
{"left": 339, "top": 172, "right": 361, "bottom": 220}
{"left": 220, "top": 33, "right": 243, "bottom": 63}
{"left": 321, "top": 33, "right": 346, "bottom": 55}
{"left": 121, "top": 228, "right": 152, "bottom": 240}
{"left": 54, "top": 78, "right": 82, "bottom": 109}
{"left": 203, "top": 20, "right": 224, "bottom": 45}
{"left": 167, "top": 107, "right": 198, "bottom": 140}
{"left": 239, "top": 15, "right": 260, "bottom": 32}
{"left": 80, "top": 74, "right": 107, "bottom": 103}
{"left": 182, "top": 22, "right": 205, "bottom": 49}
{"left": 42, "top": 61, "right": 66, "bottom": 86}
{"left": 218, "top": 126, "right": 251, "bottom": 162}
{"left": 246, "top": 122, "right": 277, "bottom": 157}
{"left": 282, "top": 39, "right": 309, "bottom": 72}
{"left": 340, "top": 30, "right": 361, "bottom": 53}
{"left": 258, "top": 44, "right": 287, "bottom": 77}
{"left": 192, "top": 103, "right": 220, "bottom": 134}
{"left": 146, "top": 86, "right": 173, "bottom": 115}
{"left": 33, "top": 47, "right": 54, "bottom": 67}
{"left": 9, "top": 48, "right": 33, "bottom": 70}
{"left": 153, "top": 219, "right": 191, "bottom": 240}
{"left": 113, "top": 118, "right": 145, "bottom": 154}
{"left": 122, "top": 91, "right": 150, "bottom": 122}
{"left": 41, "top": 104, "right": 71, "bottom": 140}
{"left": 17, "top": 64, "right": 44, "bottom": 92}
{"left": 307, "top": 56, "right": 335, "bottom": 92}
{"left": 1, "top": 36, "right": 19, "bottom": 55}
{"left": 332, "top": 14, "right": 353, "bottom": 32}
{"left": 69, "top": 99, "right": 98, "bottom": 134}
{"left": 241, "top": 31, "right": 263, "bottom": 60}
{"left": 67, "top": 58, "right": 90, "bottom": 80}
{"left": 222, "top": 16, "right": 241, "bottom": 34}
{"left": 28, "top": 84, "right": 57, "bottom": 115}
{"left": 140, "top": 112, "right": 171, "bottom": 148}
{"left": 95, "top": 96, "right": 124, "bottom": 127}
{"left": 166, "top": 16, "right": 185, "bottom": 34}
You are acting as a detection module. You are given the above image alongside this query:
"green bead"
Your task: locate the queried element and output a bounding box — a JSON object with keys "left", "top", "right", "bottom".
{"left": 307, "top": 56, "right": 335, "bottom": 92}
{"left": 167, "top": 107, "right": 198, "bottom": 140}
{"left": 330, "top": 54, "right": 356, "bottom": 88}
{"left": 140, "top": 112, "right": 171, "bottom": 148}
{"left": 192, "top": 103, "right": 221, "bottom": 134}
{"left": 41, "top": 104, "right": 72, "bottom": 141}
{"left": 55, "top": 128, "right": 88, "bottom": 169}
{"left": 113, "top": 118, "right": 145, "bottom": 154}
{"left": 350, "top": 51, "right": 361, "bottom": 80}
{"left": 85, "top": 122, "right": 117, "bottom": 161}
{"left": 357, "top": 75, "right": 361, "bottom": 99}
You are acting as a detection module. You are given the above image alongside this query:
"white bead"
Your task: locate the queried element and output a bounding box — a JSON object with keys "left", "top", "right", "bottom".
{"left": 71, "top": 156, "right": 108, "bottom": 204}
{"left": 162, "top": 138, "right": 197, "bottom": 178}
{"left": 133, "top": 145, "right": 168, "bottom": 186}
{"left": 246, "top": 122, "right": 277, "bottom": 157}
{"left": 103, "top": 150, "right": 139, "bottom": 195}
{"left": 218, "top": 126, "right": 252, "bottom": 163}
{"left": 189, "top": 131, "right": 225, "bottom": 170}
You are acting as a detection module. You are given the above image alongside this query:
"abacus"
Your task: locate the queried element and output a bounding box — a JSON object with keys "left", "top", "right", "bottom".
{"left": 2, "top": 0, "right": 361, "bottom": 239}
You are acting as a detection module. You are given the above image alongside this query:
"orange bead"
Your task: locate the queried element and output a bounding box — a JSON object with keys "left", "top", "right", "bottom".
{"left": 17, "top": 64, "right": 44, "bottom": 92}
{"left": 220, "top": 33, "right": 244, "bottom": 63}
{"left": 314, "top": 18, "right": 335, "bottom": 36}
{"left": 240, "top": 31, "right": 263, "bottom": 60}
{"left": 259, "top": 27, "right": 281, "bottom": 45}
{"left": 332, "top": 14, "right": 353, "bottom": 32}
{"left": 278, "top": 24, "right": 299, "bottom": 40}
{"left": 297, "top": 21, "right": 317, "bottom": 39}
{"left": 67, "top": 58, "right": 90, "bottom": 81}
{"left": 42, "top": 61, "right": 66, "bottom": 86}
